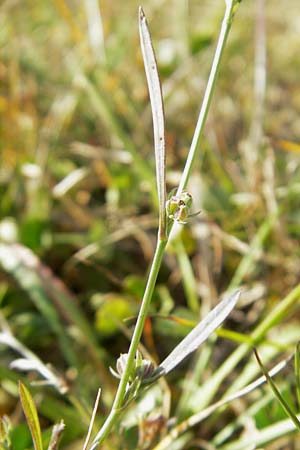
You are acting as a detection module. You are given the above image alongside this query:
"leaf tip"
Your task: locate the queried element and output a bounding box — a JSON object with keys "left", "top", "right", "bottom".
{"left": 139, "top": 6, "right": 145, "bottom": 22}
{"left": 19, "top": 379, "right": 25, "bottom": 394}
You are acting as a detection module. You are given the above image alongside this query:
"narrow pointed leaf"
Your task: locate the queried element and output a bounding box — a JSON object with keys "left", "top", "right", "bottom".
{"left": 82, "top": 389, "right": 101, "bottom": 450}
{"left": 159, "top": 290, "right": 240, "bottom": 374}
{"left": 254, "top": 349, "right": 300, "bottom": 431}
{"left": 19, "top": 381, "right": 43, "bottom": 450}
{"left": 139, "top": 6, "right": 166, "bottom": 239}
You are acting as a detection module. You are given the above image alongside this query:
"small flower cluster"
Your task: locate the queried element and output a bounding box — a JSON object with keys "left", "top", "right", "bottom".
{"left": 110, "top": 352, "right": 161, "bottom": 406}
{"left": 166, "top": 190, "right": 200, "bottom": 224}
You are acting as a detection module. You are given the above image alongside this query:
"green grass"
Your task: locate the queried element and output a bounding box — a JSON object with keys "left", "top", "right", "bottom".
{"left": 1, "top": 0, "right": 300, "bottom": 449}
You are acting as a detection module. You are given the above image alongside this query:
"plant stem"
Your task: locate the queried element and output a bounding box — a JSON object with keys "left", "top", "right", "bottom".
{"left": 89, "top": 1, "right": 239, "bottom": 448}
{"left": 177, "top": 0, "right": 236, "bottom": 196}
{"left": 90, "top": 238, "right": 167, "bottom": 447}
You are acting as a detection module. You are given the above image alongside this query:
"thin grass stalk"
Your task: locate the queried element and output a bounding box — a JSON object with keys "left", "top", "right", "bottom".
{"left": 176, "top": 0, "right": 238, "bottom": 196}
{"left": 254, "top": 349, "right": 300, "bottom": 430}
{"left": 82, "top": 390, "right": 101, "bottom": 450}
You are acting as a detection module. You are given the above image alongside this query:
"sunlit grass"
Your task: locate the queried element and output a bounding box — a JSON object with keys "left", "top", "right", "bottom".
{"left": 1, "top": 0, "right": 300, "bottom": 449}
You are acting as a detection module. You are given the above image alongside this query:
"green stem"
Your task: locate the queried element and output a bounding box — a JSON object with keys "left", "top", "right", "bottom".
{"left": 89, "top": 2, "right": 239, "bottom": 448}
{"left": 177, "top": 0, "right": 235, "bottom": 196}
{"left": 90, "top": 238, "right": 167, "bottom": 447}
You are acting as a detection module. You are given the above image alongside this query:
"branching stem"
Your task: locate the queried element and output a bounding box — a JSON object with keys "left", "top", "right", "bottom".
{"left": 89, "top": 1, "right": 240, "bottom": 448}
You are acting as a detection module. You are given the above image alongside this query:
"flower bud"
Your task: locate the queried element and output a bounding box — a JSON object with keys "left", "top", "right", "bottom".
{"left": 116, "top": 353, "right": 129, "bottom": 376}
{"left": 136, "top": 359, "right": 155, "bottom": 379}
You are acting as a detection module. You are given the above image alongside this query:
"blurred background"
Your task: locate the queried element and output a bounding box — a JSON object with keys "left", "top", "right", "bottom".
{"left": 1, "top": 0, "right": 300, "bottom": 449}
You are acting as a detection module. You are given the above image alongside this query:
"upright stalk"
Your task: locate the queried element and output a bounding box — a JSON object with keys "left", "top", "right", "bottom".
{"left": 89, "top": 1, "right": 240, "bottom": 448}
{"left": 90, "top": 238, "right": 167, "bottom": 447}
{"left": 177, "top": 0, "right": 237, "bottom": 196}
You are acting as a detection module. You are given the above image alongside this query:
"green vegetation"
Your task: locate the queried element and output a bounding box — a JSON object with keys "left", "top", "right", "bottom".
{"left": 1, "top": 1, "right": 300, "bottom": 449}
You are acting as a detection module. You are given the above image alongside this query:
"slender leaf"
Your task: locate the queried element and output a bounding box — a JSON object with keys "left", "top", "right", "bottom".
{"left": 254, "top": 349, "right": 300, "bottom": 431}
{"left": 159, "top": 290, "right": 240, "bottom": 374}
{"left": 82, "top": 389, "right": 101, "bottom": 450}
{"left": 19, "top": 381, "right": 43, "bottom": 450}
{"left": 139, "top": 6, "right": 166, "bottom": 240}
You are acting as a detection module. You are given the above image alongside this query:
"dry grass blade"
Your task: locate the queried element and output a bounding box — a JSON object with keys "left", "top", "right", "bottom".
{"left": 82, "top": 389, "right": 101, "bottom": 450}
{"left": 47, "top": 420, "right": 65, "bottom": 450}
{"left": 139, "top": 6, "right": 166, "bottom": 240}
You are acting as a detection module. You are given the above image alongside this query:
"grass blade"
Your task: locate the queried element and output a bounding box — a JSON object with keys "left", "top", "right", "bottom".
{"left": 159, "top": 290, "right": 240, "bottom": 374}
{"left": 139, "top": 6, "right": 166, "bottom": 240}
{"left": 82, "top": 389, "right": 101, "bottom": 450}
{"left": 218, "top": 416, "right": 299, "bottom": 450}
{"left": 154, "top": 355, "right": 291, "bottom": 450}
{"left": 0, "top": 242, "right": 107, "bottom": 371}
{"left": 254, "top": 348, "right": 300, "bottom": 431}
{"left": 19, "top": 381, "right": 43, "bottom": 450}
